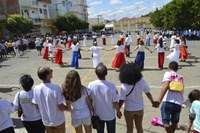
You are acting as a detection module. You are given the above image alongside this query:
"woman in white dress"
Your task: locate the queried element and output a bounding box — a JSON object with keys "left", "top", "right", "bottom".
{"left": 111, "top": 33, "right": 115, "bottom": 45}
{"left": 82, "top": 35, "right": 87, "bottom": 47}
{"left": 88, "top": 42, "right": 106, "bottom": 68}
{"left": 167, "top": 39, "right": 180, "bottom": 63}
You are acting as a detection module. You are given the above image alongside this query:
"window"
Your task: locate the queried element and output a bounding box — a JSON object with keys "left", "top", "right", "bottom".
{"left": 43, "top": 9, "right": 47, "bottom": 15}
{"left": 39, "top": 9, "right": 42, "bottom": 14}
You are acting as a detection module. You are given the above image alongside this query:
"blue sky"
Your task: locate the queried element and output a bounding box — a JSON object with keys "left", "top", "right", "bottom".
{"left": 87, "top": 0, "right": 172, "bottom": 20}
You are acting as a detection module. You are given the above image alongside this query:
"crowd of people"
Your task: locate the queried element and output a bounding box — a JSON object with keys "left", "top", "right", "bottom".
{"left": 0, "top": 30, "right": 199, "bottom": 133}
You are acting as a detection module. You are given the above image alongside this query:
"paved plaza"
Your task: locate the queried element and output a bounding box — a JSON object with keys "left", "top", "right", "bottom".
{"left": 0, "top": 36, "right": 200, "bottom": 133}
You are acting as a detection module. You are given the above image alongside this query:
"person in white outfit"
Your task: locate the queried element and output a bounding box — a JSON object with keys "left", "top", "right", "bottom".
{"left": 82, "top": 35, "right": 87, "bottom": 47}
{"left": 0, "top": 99, "right": 15, "bottom": 133}
{"left": 167, "top": 39, "right": 180, "bottom": 64}
{"left": 62, "top": 70, "right": 94, "bottom": 133}
{"left": 32, "top": 66, "right": 67, "bottom": 133}
{"left": 111, "top": 33, "right": 115, "bottom": 45}
{"left": 13, "top": 74, "right": 45, "bottom": 133}
{"left": 88, "top": 63, "right": 122, "bottom": 133}
{"left": 88, "top": 42, "right": 107, "bottom": 68}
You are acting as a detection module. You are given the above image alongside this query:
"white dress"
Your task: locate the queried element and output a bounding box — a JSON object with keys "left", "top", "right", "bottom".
{"left": 90, "top": 46, "right": 102, "bottom": 68}
{"left": 167, "top": 43, "right": 180, "bottom": 63}
{"left": 111, "top": 34, "right": 115, "bottom": 45}
{"left": 82, "top": 35, "right": 87, "bottom": 47}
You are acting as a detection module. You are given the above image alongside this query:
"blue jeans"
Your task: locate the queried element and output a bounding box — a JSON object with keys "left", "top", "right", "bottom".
{"left": 161, "top": 102, "right": 181, "bottom": 125}
{"left": 97, "top": 118, "right": 116, "bottom": 133}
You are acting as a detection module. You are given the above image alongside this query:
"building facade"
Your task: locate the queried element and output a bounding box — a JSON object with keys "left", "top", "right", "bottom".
{"left": 49, "top": 0, "right": 88, "bottom": 21}
{"left": 114, "top": 16, "right": 153, "bottom": 32}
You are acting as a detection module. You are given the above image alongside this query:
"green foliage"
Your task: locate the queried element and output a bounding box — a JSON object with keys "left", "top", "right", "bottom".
{"left": 53, "top": 13, "right": 89, "bottom": 32}
{"left": 149, "top": 8, "right": 164, "bottom": 28}
{"left": 150, "top": 0, "right": 200, "bottom": 30}
{"left": 5, "top": 14, "right": 33, "bottom": 35}
{"left": 92, "top": 23, "right": 105, "bottom": 32}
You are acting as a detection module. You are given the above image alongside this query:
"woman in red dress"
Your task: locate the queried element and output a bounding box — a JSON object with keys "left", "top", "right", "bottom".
{"left": 108, "top": 40, "right": 126, "bottom": 70}
{"left": 55, "top": 39, "right": 64, "bottom": 67}
{"left": 43, "top": 38, "right": 48, "bottom": 60}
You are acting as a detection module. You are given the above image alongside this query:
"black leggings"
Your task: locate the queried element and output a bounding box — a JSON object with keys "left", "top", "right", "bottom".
{"left": 22, "top": 119, "right": 45, "bottom": 133}
{"left": 0, "top": 127, "right": 15, "bottom": 133}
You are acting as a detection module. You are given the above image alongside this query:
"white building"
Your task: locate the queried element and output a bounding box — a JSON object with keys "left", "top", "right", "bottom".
{"left": 19, "top": 0, "right": 51, "bottom": 34}
{"left": 49, "top": 0, "right": 88, "bottom": 21}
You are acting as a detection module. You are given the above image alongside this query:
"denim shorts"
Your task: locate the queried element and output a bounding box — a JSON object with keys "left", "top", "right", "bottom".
{"left": 161, "top": 102, "right": 182, "bottom": 125}
{"left": 71, "top": 116, "right": 91, "bottom": 127}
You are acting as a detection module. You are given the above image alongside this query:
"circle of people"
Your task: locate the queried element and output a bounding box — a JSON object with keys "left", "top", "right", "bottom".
{"left": 32, "top": 31, "right": 189, "bottom": 71}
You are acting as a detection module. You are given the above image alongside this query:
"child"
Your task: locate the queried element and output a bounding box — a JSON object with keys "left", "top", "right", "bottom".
{"left": 131, "top": 40, "right": 151, "bottom": 70}
{"left": 186, "top": 89, "right": 200, "bottom": 133}
{"left": 48, "top": 39, "right": 54, "bottom": 63}
{"left": 151, "top": 37, "right": 166, "bottom": 69}
{"left": 62, "top": 70, "right": 94, "bottom": 133}
{"left": 108, "top": 40, "right": 126, "bottom": 70}
{"left": 13, "top": 74, "right": 45, "bottom": 133}
{"left": 0, "top": 99, "right": 15, "bottom": 133}
{"left": 154, "top": 61, "right": 184, "bottom": 133}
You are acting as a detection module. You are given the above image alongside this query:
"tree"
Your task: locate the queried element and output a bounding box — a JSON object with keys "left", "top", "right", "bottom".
{"left": 149, "top": 8, "right": 164, "bottom": 28}
{"left": 53, "top": 13, "right": 89, "bottom": 32}
{"left": 92, "top": 23, "right": 105, "bottom": 32}
{"left": 5, "top": 14, "right": 33, "bottom": 35}
{"left": 149, "top": 0, "right": 200, "bottom": 30}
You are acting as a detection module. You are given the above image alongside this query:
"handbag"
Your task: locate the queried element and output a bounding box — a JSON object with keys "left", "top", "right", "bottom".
{"left": 18, "top": 92, "right": 23, "bottom": 117}
{"left": 126, "top": 84, "right": 135, "bottom": 97}
{"left": 91, "top": 115, "right": 101, "bottom": 130}
{"left": 85, "top": 87, "right": 101, "bottom": 130}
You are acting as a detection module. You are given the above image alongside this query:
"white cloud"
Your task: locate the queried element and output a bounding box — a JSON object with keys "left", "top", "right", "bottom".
{"left": 109, "top": 0, "right": 122, "bottom": 5}
{"left": 88, "top": 0, "right": 172, "bottom": 20}
{"left": 88, "top": 0, "right": 103, "bottom": 6}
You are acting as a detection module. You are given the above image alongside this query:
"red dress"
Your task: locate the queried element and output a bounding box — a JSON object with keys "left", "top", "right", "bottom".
{"left": 43, "top": 47, "right": 48, "bottom": 60}
{"left": 55, "top": 49, "right": 63, "bottom": 65}
{"left": 112, "top": 52, "right": 126, "bottom": 69}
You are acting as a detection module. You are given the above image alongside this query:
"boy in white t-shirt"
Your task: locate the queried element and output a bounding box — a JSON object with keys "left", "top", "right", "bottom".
{"left": 154, "top": 61, "right": 184, "bottom": 133}
{"left": 0, "top": 99, "right": 15, "bottom": 133}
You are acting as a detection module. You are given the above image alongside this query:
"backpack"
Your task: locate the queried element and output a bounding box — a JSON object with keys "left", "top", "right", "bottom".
{"left": 169, "top": 73, "right": 184, "bottom": 92}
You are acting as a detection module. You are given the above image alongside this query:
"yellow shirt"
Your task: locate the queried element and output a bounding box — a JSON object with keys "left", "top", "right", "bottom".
{"left": 7, "top": 42, "right": 12, "bottom": 47}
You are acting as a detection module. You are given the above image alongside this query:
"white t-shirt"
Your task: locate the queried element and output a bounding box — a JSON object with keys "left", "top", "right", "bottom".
{"left": 120, "top": 79, "right": 150, "bottom": 111}
{"left": 125, "top": 37, "right": 130, "bottom": 45}
{"left": 48, "top": 43, "right": 53, "bottom": 52}
{"left": 114, "top": 45, "right": 124, "bottom": 53}
{"left": 71, "top": 44, "right": 80, "bottom": 52}
{"left": 162, "top": 71, "right": 184, "bottom": 105}
{"left": 70, "top": 87, "right": 91, "bottom": 119}
{"left": 13, "top": 90, "right": 42, "bottom": 121}
{"left": 0, "top": 100, "right": 15, "bottom": 131}
{"left": 138, "top": 45, "right": 144, "bottom": 52}
{"left": 32, "top": 83, "right": 65, "bottom": 126}
{"left": 155, "top": 43, "right": 165, "bottom": 53}
{"left": 190, "top": 100, "right": 200, "bottom": 132}
{"left": 90, "top": 46, "right": 102, "bottom": 57}
{"left": 88, "top": 80, "right": 119, "bottom": 121}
